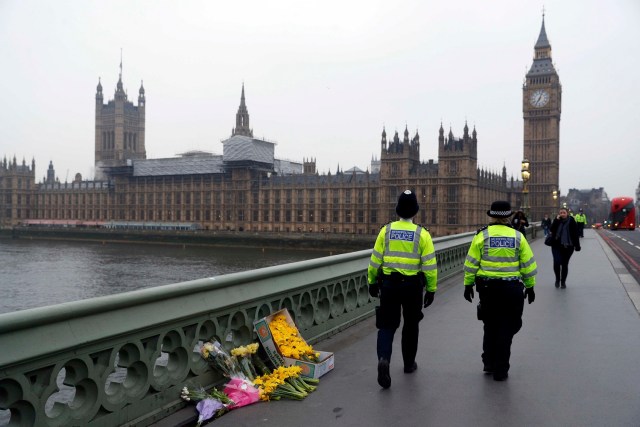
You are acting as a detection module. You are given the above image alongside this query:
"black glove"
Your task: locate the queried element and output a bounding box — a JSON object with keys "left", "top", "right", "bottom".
{"left": 524, "top": 287, "right": 535, "bottom": 304}
{"left": 464, "top": 285, "right": 474, "bottom": 303}
{"left": 575, "top": 246, "right": 581, "bottom": 252}
{"left": 423, "top": 291, "right": 435, "bottom": 308}
{"left": 368, "top": 282, "right": 380, "bottom": 298}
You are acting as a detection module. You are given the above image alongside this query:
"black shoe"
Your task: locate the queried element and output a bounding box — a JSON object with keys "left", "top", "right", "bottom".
{"left": 377, "top": 358, "right": 391, "bottom": 388}
{"left": 493, "top": 372, "right": 508, "bottom": 381}
{"left": 404, "top": 362, "right": 418, "bottom": 373}
{"left": 554, "top": 281, "right": 560, "bottom": 288}
{"left": 483, "top": 364, "right": 495, "bottom": 374}
{"left": 561, "top": 282, "right": 566, "bottom": 289}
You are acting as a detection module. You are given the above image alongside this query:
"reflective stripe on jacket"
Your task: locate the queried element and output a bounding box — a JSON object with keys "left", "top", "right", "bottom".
{"left": 367, "top": 220, "right": 438, "bottom": 292}
{"left": 463, "top": 224, "right": 537, "bottom": 288}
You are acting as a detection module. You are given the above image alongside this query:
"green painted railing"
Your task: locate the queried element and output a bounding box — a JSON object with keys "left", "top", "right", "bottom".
{"left": 0, "top": 232, "right": 481, "bottom": 426}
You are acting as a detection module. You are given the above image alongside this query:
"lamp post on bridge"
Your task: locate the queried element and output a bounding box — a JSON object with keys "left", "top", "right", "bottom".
{"left": 521, "top": 159, "right": 530, "bottom": 218}
{"left": 553, "top": 189, "right": 558, "bottom": 211}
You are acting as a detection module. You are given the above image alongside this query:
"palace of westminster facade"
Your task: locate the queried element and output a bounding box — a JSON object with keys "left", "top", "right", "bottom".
{"left": 0, "top": 17, "right": 561, "bottom": 237}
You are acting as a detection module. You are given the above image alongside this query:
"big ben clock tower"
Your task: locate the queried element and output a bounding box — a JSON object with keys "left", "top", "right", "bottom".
{"left": 523, "top": 14, "right": 561, "bottom": 220}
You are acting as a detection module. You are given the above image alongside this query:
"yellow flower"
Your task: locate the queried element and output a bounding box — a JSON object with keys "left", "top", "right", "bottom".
{"left": 200, "top": 342, "right": 214, "bottom": 359}
{"left": 268, "top": 314, "right": 318, "bottom": 362}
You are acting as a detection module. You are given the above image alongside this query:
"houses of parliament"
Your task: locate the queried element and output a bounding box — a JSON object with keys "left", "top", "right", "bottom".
{"left": 0, "top": 17, "right": 560, "bottom": 237}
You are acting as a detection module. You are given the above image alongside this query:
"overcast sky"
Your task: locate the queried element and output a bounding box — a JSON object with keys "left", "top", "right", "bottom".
{"left": 1, "top": 0, "right": 639, "bottom": 200}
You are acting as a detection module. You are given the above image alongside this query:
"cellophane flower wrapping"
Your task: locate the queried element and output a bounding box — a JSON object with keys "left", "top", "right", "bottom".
{"left": 195, "top": 398, "right": 225, "bottom": 426}
{"left": 223, "top": 377, "right": 261, "bottom": 409}
{"left": 180, "top": 386, "right": 233, "bottom": 426}
{"left": 200, "top": 340, "right": 248, "bottom": 380}
{"left": 230, "top": 343, "right": 260, "bottom": 380}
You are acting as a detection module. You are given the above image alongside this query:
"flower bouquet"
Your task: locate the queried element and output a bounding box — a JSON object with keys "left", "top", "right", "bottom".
{"left": 199, "top": 340, "right": 261, "bottom": 410}
{"left": 252, "top": 365, "right": 319, "bottom": 401}
{"left": 230, "top": 343, "right": 260, "bottom": 380}
{"left": 200, "top": 340, "right": 248, "bottom": 380}
{"left": 268, "top": 313, "right": 320, "bottom": 362}
{"left": 180, "top": 386, "right": 233, "bottom": 426}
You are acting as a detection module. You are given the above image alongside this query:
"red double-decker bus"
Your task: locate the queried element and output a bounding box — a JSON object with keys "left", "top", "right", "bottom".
{"left": 609, "top": 196, "right": 636, "bottom": 230}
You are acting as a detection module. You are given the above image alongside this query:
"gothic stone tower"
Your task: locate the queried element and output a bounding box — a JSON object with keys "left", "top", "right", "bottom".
{"left": 437, "top": 122, "right": 478, "bottom": 230}
{"left": 379, "top": 126, "right": 421, "bottom": 217}
{"left": 94, "top": 63, "right": 146, "bottom": 180}
{"left": 523, "top": 15, "right": 561, "bottom": 220}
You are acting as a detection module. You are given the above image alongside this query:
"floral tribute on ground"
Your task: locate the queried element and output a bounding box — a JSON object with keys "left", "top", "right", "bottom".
{"left": 181, "top": 338, "right": 321, "bottom": 425}
{"left": 268, "top": 312, "right": 320, "bottom": 362}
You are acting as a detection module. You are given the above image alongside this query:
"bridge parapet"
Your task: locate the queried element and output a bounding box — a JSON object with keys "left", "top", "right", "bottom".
{"left": 0, "top": 232, "right": 479, "bottom": 426}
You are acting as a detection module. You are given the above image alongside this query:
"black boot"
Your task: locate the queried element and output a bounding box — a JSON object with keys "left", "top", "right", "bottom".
{"left": 377, "top": 358, "right": 391, "bottom": 388}
{"left": 561, "top": 282, "right": 566, "bottom": 289}
{"left": 404, "top": 362, "right": 418, "bottom": 374}
{"left": 554, "top": 280, "right": 560, "bottom": 288}
{"left": 493, "top": 372, "right": 509, "bottom": 381}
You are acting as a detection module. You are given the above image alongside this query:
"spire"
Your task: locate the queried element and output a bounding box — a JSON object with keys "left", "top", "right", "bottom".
{"left": 463, "top": 120, "right": 469, "bottom": 138}
{"left": 381, "top": 126, "right": 387, "bottom": 148}
{"left": 535, "top": 11, "right": 550, "bottom": 49}
{"left": 232, "top": 83, "right": 252, "bottom": 137}
{"left": 116, "top": 49, "right": 124, "bottom": 92}
{"left": 527, "top": 11, "right": 555, "bottom": 76}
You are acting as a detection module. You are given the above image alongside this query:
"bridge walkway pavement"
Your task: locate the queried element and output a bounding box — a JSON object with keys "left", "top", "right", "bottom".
{"left": 157, "top": 229, "right": 640, "bottom": 427}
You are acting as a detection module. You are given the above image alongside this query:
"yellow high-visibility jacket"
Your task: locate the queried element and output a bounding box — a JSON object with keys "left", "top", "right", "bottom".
{"left": 368, "top": 220, "right": 438, "bottom": 292}
{"left": 463, "top": 224, "right": 537, "bottom": 288}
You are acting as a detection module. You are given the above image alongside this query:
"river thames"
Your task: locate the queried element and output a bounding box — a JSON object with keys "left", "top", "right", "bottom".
{"left": 0, "top": 238, "right": 330, "bottom": 314}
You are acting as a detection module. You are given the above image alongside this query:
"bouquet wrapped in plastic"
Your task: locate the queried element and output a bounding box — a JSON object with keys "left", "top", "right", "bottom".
{"left": 201, "top": 340, "right": 247, "bottom": 380}
{"left": 199, "top": 340, "right": 261, "bottom": 409}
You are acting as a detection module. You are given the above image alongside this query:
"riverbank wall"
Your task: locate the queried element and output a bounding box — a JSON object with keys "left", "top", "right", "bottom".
{"left": 0, "top": 226, "right": 374, "bottom": 252}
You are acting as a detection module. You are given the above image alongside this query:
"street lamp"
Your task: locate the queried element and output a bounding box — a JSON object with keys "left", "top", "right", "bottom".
{"left": 552, "top": 190, "right": 558, "bottom": 210}
{"left": 521, "top": 159, "right": 530, "bottom": 217}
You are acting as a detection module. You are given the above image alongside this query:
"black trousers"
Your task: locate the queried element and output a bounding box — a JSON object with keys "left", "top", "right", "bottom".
{"left": 551, "top": 245, "right": 575, "bottom": 283}
{"left": 376, "top": 274, "right": 424, "bottom": 368}
{"left": 476, "top": 279, "right": 524, "bottom": 375}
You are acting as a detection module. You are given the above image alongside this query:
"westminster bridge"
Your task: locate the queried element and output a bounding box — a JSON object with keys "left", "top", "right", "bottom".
{"left": 1, "top": 227, "right": 640, "bottom": 426}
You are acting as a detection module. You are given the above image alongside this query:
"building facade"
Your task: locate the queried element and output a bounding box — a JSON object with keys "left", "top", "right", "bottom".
{"left": 2, "top": 19, "right": 570, "bottom": 236}
{"left": 0, "top": 80, "right": 518, "bottom": 236}
{"left": 523, "top": 15, "right": 561, "bottom": 221}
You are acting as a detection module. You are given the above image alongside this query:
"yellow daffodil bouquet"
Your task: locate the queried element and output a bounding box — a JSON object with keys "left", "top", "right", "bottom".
{"left": 268, "top": 313, "right": 321, "bottom": 362}
{"left": 252, "top": 366, "right": 319, "bottom": 401}
{"left": 230, "top": 343, "right": 260, "bottom": 380}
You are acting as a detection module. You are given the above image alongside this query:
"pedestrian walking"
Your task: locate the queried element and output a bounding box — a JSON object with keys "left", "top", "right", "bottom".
{"left": 511, "top": 210, "right": 529, "bottom": 233}
{"left": 367, "top": 190, "right": 438, "bottom": 389}
{"left": 549, "top": 207, "right": 581, "bottom": 288}
{"left": 574, "top": 209, "right": 587, "bottom": 238}
{"left": 542, "top": 214, "right": 552, "bottom": 237}
{"left": 462, "top": 201, "right": 537, "bottom": 381}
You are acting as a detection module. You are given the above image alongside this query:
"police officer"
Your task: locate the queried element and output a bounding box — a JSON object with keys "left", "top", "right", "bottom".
{"left": 367, "top": 190, "right": 438, "bottom": 389}
{"left": 575, "top": 209, "right": 587, "bottom": 238}
{"left": 463, "top": 200, "right": 537, "bottom": 381}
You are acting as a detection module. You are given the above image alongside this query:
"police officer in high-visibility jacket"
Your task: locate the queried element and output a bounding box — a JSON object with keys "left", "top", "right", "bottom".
{"left": 367, "top": 190, "right": 438, "bottom": 389}
{"left": 575, "top": 209, "right": 587, "bottom": 238}
{"left": 463, "top": 200, "right": 537, "bottom": 381}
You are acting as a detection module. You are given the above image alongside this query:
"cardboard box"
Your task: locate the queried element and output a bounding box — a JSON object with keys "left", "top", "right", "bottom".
{"left": 254, "top": 308, "right": 335, "bottom": 379}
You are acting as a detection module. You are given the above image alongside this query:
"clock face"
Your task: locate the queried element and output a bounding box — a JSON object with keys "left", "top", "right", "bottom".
{"left": 529, "top": 89, "right": 549, "bottom": 108}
